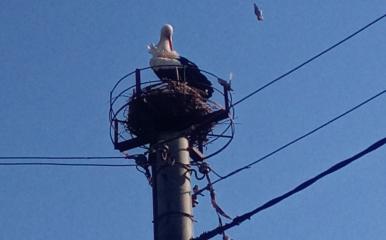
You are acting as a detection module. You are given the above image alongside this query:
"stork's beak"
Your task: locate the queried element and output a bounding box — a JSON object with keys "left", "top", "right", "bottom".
{"left": 167, "top": 36, "right": 173, "bottom": 51}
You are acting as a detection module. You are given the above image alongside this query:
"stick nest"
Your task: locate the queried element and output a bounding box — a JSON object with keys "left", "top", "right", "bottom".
{"left": 126, "top": 81, "right": 214, "bottom": 138}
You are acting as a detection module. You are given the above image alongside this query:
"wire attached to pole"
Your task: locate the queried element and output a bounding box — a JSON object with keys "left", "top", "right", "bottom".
{"left": 194, "top": 89, "right": 386, "bottom": 196}
{"left": 0, "top": 156, "right": 127, "bottom": 160}
{"left": 0, "top": 162, "right": 136, "bottom": 167}
{"left": 193, "top": 137, "right": 386, "bottom": 240}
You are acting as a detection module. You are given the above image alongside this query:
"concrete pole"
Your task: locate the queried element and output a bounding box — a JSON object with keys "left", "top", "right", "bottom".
{"left": 151, "top": 134, "right": 193, "bottom": 240}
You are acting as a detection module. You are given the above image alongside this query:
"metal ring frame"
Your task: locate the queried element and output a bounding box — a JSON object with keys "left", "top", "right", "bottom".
{"left": 109, "top": 66, "right": 235, "bottom": 160}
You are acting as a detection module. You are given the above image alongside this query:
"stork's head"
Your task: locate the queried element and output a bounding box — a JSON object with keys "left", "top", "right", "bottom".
{"left": 160, "top": 24, "right": 174, "bottom": 51}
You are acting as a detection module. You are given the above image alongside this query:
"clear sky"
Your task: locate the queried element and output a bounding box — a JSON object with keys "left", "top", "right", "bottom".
{"left": 1, "top": 1, "right": 385, "bottom": 239}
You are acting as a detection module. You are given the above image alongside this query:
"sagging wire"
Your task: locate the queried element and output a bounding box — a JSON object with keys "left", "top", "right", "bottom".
{"left": 123, "top": 152, "right": 152, "bottom": 185}
{"left": 193, "top": 88, "right": 386, "bottom": 197}
{"left": 200, "top": 165, "right": 232, "bottom": 220}
{"left": 217, "top": 213, "right": 231, "bottom": 240}
{"left": 190, "top": 168, "right": 207, "bottom": 181}
{"left": 210, "top": 167, "right": 226, "bottom": 179}
{"left": 193, "top": 137, "right": 386, "bottom": 240}
{"left": 195, "top": 162, "right": 232, "bottom": 239}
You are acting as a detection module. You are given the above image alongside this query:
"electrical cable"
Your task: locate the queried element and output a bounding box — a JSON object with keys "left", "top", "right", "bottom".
{"left": 0, "top": 162, "right": 136, "bottom": 167}
{"left": 209, "top": 168, "right": 226, "bottom": 179}
{"left": 0, "top": 156, "right": 126, "bottom": 160}
{"left": 232, "top": 13, "right": 386, "bottom": 107}
{"left": 194, "top": 89, "right": 386, "bottom": 196}
{"left": 0, "top": 156, "right": 141, "bottom": 167}
{"left": 193, "top": 137, "right": 386, "bottom": 240}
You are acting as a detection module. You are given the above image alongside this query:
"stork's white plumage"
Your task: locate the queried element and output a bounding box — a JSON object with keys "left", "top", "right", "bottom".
{"left": 148, "top": 24, "right": 180, "bottom": 67}
{"left": 148, "top": 24, "right": 213, "bottom": 98}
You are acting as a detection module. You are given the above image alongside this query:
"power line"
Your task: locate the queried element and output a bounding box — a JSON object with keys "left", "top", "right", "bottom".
{"left": 0, "top": 156, "right": 137, "bottom": 167}
{"left": 0, "top": 156, "right": 126, "bottom": 160}
{"left": 0, "top": 162, "right": 136, "bottom": 167}
{"left": 0, "top": 156, "right": 142, "bottom": 167}
{"left": 194, "top": 89, "right": 386, "bottom": 196}
{"left": 232, "top": 13, "right": 386, "bottom": 107}
{"left": 193, "top": 137, "right": 386, "bottom": 240}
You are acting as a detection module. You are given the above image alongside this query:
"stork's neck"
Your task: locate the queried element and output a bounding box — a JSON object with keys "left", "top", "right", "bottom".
{"left": 157, "top": 37, "right": 172, "bottom": 52}
{"left": 152, "top": 37, "right": 179, "bottom": 59}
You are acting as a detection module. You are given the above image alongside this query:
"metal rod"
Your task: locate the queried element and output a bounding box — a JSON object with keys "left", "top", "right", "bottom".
{"left": 114, "top": 119, "right": 118, "bottom": 148}
{"left": 207, "top": 134, "right": 233, "bottom": 139}
{"left": 223, "top": 86, "right": 229, "bottom": 113}
{"left": 135, "top": 68, "right": 141, "bottom": 96}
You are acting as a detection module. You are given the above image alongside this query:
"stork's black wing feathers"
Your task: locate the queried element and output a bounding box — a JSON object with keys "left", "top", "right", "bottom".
{"left": 179, "top": 56, "right": 199, "bottom": 68}
{"left": 178, "top": 56, "right": 213, "bottom": 98}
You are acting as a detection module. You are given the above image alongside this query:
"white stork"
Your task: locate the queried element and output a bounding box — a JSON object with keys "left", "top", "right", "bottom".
{"left": 148, "top": 24, "right": 213, "bottom": 98}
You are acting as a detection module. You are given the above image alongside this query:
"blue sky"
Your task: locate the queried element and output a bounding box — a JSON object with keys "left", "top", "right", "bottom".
{"left": 1, "top": 1, "right": 385, "bottom": 239}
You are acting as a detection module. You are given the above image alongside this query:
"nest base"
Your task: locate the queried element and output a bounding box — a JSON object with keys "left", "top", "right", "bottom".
{"left": 127, "top": 82, "right": 213, "bottom": 139}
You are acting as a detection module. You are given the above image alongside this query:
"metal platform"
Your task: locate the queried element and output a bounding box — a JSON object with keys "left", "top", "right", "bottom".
{"left": 109, "top": 66, "right": 234, "bottom": 160}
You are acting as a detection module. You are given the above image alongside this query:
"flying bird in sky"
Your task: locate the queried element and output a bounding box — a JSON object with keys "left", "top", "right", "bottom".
{"left": 254, "top": 3, "right": 264, "bottom": 21}
{"left": 148, "top": 24, "right": 213, "bottom": 98}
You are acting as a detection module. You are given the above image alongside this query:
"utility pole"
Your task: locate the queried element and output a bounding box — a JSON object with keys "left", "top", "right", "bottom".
{"left": 151, "top": 135, "right": 193, "bottom": 240}
{"left": 110, "top": 68, "right": 231, "bottom": 240}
